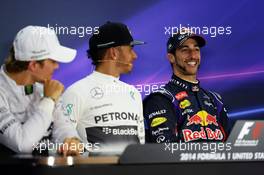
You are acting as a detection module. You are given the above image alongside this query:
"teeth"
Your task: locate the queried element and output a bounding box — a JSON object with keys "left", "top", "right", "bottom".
{"left": 187, "top": 61, "right": 196, "bottom": 66}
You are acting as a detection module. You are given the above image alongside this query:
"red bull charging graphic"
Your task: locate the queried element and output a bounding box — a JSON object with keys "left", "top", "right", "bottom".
{"left": 183, "top": 110, "right": 223, "bottom": 142}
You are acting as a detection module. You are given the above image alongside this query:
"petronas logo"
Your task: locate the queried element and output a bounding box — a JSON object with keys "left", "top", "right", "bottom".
{"left": 64, "top": 104, "right": 73, "bottom": 116}
{"left": 130, "top": 91, "right": 135, "bottom": 100}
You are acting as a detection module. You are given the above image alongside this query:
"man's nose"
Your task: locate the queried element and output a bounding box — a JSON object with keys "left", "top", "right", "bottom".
{"left": 132, "top": 49, "right": 137, "bottom": 60}
{"left": 190, "top": 49, "right": 200, "bottom": 59}
{"left": 133, "top": 50, "right": 137, "bottom": 59}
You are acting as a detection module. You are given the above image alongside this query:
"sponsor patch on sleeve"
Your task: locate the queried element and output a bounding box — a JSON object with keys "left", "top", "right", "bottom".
{"left": 151, "top": 117, "right": 167, "bottom": 127}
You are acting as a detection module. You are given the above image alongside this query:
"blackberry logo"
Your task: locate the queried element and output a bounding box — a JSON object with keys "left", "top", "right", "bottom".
{"left": 112, "top": 128, "right": 137, "bottom": 136}
{"left": 102, "top": 127, "right": 112, "bottom": 134}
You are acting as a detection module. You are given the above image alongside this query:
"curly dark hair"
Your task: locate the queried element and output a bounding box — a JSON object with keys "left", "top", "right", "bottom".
{"left": 87, "top": 48, "right": 108, "bottom": 66}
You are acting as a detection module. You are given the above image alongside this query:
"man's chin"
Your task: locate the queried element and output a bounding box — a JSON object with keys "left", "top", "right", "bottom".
{"left": 123, "top": 65, "right": 133, "bottom": 74}
{"left": 36, "top": 77, "right": 52, "bottom": 84}
{"left": 36, "top": 79, "right": 45, "bottom": 84}
{"left": 184, "top": 70, "right": 198, "bottom": 76}
{"left": 123, "top": 69, "right": 132, "bottom": 74}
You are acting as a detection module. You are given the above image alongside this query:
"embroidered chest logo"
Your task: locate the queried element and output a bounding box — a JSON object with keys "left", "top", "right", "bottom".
{"left": 186, "top": 110, "right": 218, "bottom": 127}
{"left": 90, "top": 87, "right": 104, "bottom": 99}
{"left": 179, "top": 99, "right": 191, "bottom": 109}
{"left": 64, "top": 104, "right": 73, "bottom": 116}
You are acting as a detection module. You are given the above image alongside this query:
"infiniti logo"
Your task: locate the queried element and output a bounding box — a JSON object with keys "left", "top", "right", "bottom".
{"left": 90, "top": 87, "right": 104, "bottom": 99}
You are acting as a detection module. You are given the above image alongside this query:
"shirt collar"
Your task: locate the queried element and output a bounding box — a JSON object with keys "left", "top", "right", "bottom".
{"left": 1, "top": 65, "right": 34, "bottom": 95}
{"left": 92, "top": 71, "right": 120, "bottom": 82}
{"left": 170, "top": 74, "right": 200, "bottom": 92}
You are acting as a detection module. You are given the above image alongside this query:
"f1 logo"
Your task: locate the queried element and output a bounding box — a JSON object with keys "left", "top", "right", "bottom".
{"left": 252, "top": 122, "right": 264, "bottom": 139}
{"left": 237, "top": 121, "right": 264, "bottom": 140}
{"left": 237, "top": 122, "right": 254, "bottom": 139}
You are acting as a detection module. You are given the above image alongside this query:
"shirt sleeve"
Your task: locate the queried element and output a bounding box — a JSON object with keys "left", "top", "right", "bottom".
{"left": 60, "top": 89, "right": 82, "bottom": 127}
{"left": 210, "top": 91, "right": 231, "bottom": 141}
{"left": 219, "top": 104, "right": 231, "bottom": 141}
{"left": 134, "top": 89, "right": 145, "bottom": 144}
{"left": 0, "top": 92, "right": 54, "bottom": 153}
{"left": 143, "top": 94, "right": 178, "bottom": 143}
{"left": 52, "top": 98, "right": 81, "bottom": 144}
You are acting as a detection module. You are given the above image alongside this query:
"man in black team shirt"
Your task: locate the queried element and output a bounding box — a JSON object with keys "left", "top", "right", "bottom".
{"left": 143, "top": 29, "right": 230, "bottom": 143}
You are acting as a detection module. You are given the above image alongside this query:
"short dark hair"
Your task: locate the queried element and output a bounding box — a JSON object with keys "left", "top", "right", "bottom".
{"left": 87, "top": 48, "right": 108, "bottom": 66}
{"left": 5, "top": 46, "right": 45, "bottom": 73}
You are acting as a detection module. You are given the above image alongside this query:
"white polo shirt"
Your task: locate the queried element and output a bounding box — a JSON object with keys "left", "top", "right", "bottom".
{"left": 60, "top": 71, "right": 145, "bottom": 154}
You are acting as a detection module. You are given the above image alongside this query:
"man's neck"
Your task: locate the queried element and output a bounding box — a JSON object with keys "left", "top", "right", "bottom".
{"left": 6, "top": 71, "right": 34, "bottom": 85}
{"left": 95, "top": 63, "right": 120, "bottom": 78}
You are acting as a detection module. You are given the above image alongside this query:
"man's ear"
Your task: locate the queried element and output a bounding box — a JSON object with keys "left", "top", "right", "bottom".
{"left": 27, "top": 61, "right": 37, "bottom": 72}
{"left": 167, "top": 53, "right": 175, "bottom": 64}
{"left": 111, "top": 47, "right": 118, "bottom": 60}
{"left": 105, "top": 47, "right": 117, "bottom": 60}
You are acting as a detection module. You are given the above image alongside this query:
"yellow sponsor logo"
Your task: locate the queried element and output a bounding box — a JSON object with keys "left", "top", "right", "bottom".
{"left": 151, "top": 117, "right": 167, "bottom": 127}
{"left": 179, "top": 99, "right": 191, "bottom": 109}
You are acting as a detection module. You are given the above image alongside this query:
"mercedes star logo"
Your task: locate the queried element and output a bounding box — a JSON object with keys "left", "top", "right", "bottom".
{"left": 90, "top": 87, "right": 104, "bottom": 99}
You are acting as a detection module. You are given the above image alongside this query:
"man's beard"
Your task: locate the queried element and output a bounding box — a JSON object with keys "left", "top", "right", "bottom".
{"left": 175, "top": 59, "right": 200, "bottom": 76}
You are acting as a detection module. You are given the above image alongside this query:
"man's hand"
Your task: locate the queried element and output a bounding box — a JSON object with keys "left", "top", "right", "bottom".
{"left": 58, "top": 137, "right": 83, "bottom": 156}
{"left": 44, "top": 79, "right": 64, "bottom": 102}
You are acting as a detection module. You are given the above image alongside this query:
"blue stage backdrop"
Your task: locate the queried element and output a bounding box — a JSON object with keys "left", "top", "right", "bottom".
{"left": 0, "top": 0, "right": 263, "bottom": 124}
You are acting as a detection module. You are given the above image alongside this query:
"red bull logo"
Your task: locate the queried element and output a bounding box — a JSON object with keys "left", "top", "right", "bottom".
{"left": 183, "top": 127, "right": 224, "bottom": 142}
{"left": 186, "top": 110, "right": 218, "bottom": 126}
